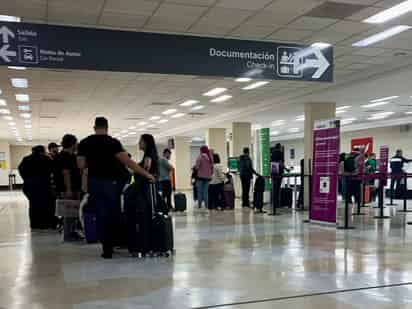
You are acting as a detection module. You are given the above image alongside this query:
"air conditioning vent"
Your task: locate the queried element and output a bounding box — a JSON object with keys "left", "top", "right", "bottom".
{"left": 306, "top": 2, "right": 367, "bottom": 19}
{"left": 40, "top": 116, "right": 58, "bottom": 119}
{"left": 150, "top": 102, "right": 173, "bottom": 106}
{"left": 124, "top": 117, "right": 143, "bottom": 121}
{"left": 188, "top": 112, "right": 206, "bottom": 116}
{"left": 363, "top": 109, "right": 384, "bottom": 113}
{"left": 42, "top": 98, "right": 64, "bottom": 103}
{"left": 398, "top": 104, "right": 412, "bottom": 107}
{"left": 400, "top": 124, "right": 411, "bottom": 133}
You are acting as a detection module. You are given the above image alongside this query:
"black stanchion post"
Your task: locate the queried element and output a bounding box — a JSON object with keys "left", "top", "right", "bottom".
{"left": 399, "top": 173, "right": 412, "bottom": 213}
{"left": 353, "top": 176, "right": 365, "bottom": 216}
{"left": 361, "top": 180, "right": 367, "bottom": 208}
{"left": 375, "top": 174, "right": 390, "bottom": 219}
{"left": 303, "top": 174, "right": 312, "bottom": 223}
{"left": 268, "top": 175, "right": 280, "bottom": 216}
{"left": 338, "top": 175, "right": 355, "bottom": 229}
{"left": 387, "top": 174, "right": 396, "bottom": 206}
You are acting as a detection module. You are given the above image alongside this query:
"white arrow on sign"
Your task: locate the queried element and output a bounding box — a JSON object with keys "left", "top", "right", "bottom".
{"left": 295, "top": 47, "right": 330, "bottom": 79}
{"left": 0, "top": 45, "right": 16, "bottom": 62}
{"left": 0, "top": 26, "right": 15, "bottom": 44}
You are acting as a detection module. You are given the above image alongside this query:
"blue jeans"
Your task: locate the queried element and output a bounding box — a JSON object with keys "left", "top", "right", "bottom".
{"left": 88, "top": 178, "right": 122, "bottom": 253}
{"left": 196, "top": 179, "right": 209, "bottom": 208}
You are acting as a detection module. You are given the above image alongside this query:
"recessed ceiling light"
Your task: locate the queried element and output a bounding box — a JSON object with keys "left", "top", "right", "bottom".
{"left": 361, "top": 101, "right": 390, "bottom": 108}
{"left": 370, "top": 96, "right": 399, "bottom": 103}
{"left": 288, "top": 128, "right": 300, "bottom": 133}
{"left": 18, "top": 105, "right": 30, "bottom": 111}
{"left": 353, "top": 26, "right": 411, "bottom": 47}
{"left": 242, "top": 81, "right": 269, "bottom": 90}
{"left": 211, "top": 95, "right": 232, "bottom": 103}
{"left": 0, "top": 15, "right": 20, "bottom": 22}
{"left": 180, "top": 100, "right": 199, "bottom": 107}
{"left": 272, "top": 120, "right": 286, "bottom": 127}
{"left": 138, "top": 121, "right": 147, "bottom": 126}
{"left": 158, "top": 119, "right": 169, "bottom": 124}
{"left": 11, "top": 78, "right": 28, "bottom": 88}
{"left": 15, "top": 94, "right": 29, "bottom": 102}
{"left": 336, "top": 105, "right": 351, "bottom": 110}
{"left": 0, "top": 99, "right": 6, "bottom": 106}
{"left": 171, "top": 113, "right": 185, "bottom": 118}
{"left": 149, "top": 116, "right": 161, "bottom": 121}
{"left": 162, "top": 109, "right": 177, "bottom": 115}
{"left": 20, "top": 113, "right": 31, "bottom": 119}
{"left": 235, "top": 77, "right": 252, "bottom": 82}
{"left": 3, "top": 116, "right": 13, "bottom": 121}
{"left": 192, "top": 105, "right": 205, "bottom": 111}
{"left": 8, "top": 66, "right": 26, "bottom": 70}
{"left": 203, "top": 87, "right": 227, "bottom": 97}
{"left": 336, "top": 110, "right": 347, "bottom": 114}
{"left": 0, "top": 109, "right": 10, "bottom": 115}
{"left": 364, "top": 0, "right": 412, "bottom": 24}
{"left": 311, "top": 42, "right": 332, "bottom": 49}
{"left": 270, "top": 131, "right": 280, "bottom": 136}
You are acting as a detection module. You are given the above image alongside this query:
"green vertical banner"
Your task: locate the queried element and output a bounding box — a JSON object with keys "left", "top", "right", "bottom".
{"left": 259, "top": 128, "right": 271, "bottom": 191}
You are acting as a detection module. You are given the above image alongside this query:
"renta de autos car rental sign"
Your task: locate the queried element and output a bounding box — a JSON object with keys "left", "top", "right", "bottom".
{"left": 0, "top": 21, "right": 333, "bottom": 82}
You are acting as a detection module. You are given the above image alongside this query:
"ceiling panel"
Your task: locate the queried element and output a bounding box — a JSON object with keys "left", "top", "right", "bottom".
{"left": 287, "top": 16, "right": 338, "bottom": 31}
{"left": 103, "top": 0, "right": 159, "bottom": 15}
{"left": 99, "top": 12, "right": 148, "bottom": 29}
{"left": 216, "top": 0, "right": 273, "bottom": 10}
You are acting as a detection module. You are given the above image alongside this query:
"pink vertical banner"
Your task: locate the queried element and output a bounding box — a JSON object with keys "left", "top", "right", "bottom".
{"left": 310, "top": 119, "right": 340, "bottom": 223}
{"left": 379, "top": 145, "right": 389, "bottom": 185}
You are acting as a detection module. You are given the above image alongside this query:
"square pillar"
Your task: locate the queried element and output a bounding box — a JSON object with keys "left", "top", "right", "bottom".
{"left": 171, "top": 136, "right": 191, "bottom": 191}
{"left": 230, "top": 122, "right": 251, "bottom": 157}
{"left": 206, "top": 128, "right": 227, "bottom": 166}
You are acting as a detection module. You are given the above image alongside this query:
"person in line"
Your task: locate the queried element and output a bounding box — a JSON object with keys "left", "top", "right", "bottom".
{"left": 366, "top": 152, "right": 378, "bottom": 201}
{"left": 159, "top": 148, "right": 174, "bottom": 211}
{"left": 209, "top": 153, "right": 226, "bottom": 210}
{"left": 195, "top": 146, "right": 213, "bottom": 209}
{"left": 338, "top": 153, "right": 346, "bottom": 198}
{"left": 48, "top": 142, "right": 60, "bottom": 160}
{"left": 77, "top": 117, "right": 155, "bottom": 259}
{"left": 19, "top": 145, "right": 54, "bottom": 230}
{"left": 54, "top": 134, "right": 83, "bottom": 240}
{"left": 238, "top": 147, "right": 258, "bottom": 208}
{"left": 390, "top": 149, "right": 411, "bottom": 197}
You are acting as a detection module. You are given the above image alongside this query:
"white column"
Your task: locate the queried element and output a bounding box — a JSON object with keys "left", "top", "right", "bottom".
{"left": 171, "top": 136, "right": 191, "bottom": 191}
{"left": 230, "top": 122, "right": 252, "bottom": 157}
{"left": 304, "top": 102, "right": 336, "bottom": 208}
{"left": 206, "top": 128, "right": 227, "bottom": 167}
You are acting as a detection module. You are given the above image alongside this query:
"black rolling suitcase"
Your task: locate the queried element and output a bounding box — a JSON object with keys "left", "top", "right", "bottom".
{"left": 174, "top": 192, "right": 187, "bottom": 212}
{"left": 149, "top": 183, "right": 174, "bottom": 256}
{"left": 253, "top": 176, "right": 265, "bottom": 211}
{"left": 280, "top": 187, "right": 293, "bottom": 208}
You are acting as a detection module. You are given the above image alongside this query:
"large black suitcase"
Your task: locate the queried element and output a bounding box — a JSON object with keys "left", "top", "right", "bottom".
{"left": 149, "top": 183, "right": 174, "bottom": 256}
{"left": 174, "top": 192, "right": 187, "bottom": 212}
{"left": 280, "top": 187, "right": 293, "bottom": 208}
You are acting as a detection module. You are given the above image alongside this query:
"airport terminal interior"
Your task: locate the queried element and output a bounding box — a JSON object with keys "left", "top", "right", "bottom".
{"left": 4, "top": 0, "right": 412, "bottom": 308}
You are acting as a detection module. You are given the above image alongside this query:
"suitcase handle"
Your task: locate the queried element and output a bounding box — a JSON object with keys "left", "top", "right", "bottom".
{"left": 148, "top": 182, "right": 157, "bottom": 217}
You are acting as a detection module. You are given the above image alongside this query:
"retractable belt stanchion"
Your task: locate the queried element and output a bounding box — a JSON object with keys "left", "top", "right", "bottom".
{"left": 399, "top": 173, "right": 412, "bottom": 213}
{"left": 303, "top": 174, "right": 312, "bottom": 223}
{"left": 268, "top": 175, "right": 281, "bottom": 216}
{"left": 353, "top": 176, "right": 365, "bottom": 216}
{"left": 338, "top": 175, "right": 355, "bottom": 229}
{"left": 375, "top": 174, "right": 390, "bottom": 219}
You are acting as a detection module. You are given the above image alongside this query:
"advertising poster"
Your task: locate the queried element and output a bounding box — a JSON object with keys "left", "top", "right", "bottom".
{"left": 351, "top": 137, "right": 373, "bottom": 156}
{"left": 379, "top": 145, "right": 389, "bottom": 185}
{"left": 311, "top": 119, "right": 340, "bottom": 223}
{"left": 259, "top": 128, "right": 271, "bottom": 191}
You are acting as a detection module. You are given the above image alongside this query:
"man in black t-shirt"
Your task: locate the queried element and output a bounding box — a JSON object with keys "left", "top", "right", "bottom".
{"left": 77, "top": 117, "right": 155, "bottom": 259}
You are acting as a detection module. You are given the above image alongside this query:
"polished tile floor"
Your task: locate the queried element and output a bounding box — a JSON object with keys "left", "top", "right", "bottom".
{"left": 2, "top": 191, "right": 412, "bottom": 308}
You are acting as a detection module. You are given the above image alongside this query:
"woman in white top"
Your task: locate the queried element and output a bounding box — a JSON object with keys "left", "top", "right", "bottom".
{"left": 208, "top": 153, "right": 226, "bottom": 210}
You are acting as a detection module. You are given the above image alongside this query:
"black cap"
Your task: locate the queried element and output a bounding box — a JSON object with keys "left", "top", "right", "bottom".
{"left": 94, "top": 117, "right": 108, "bottom": 129}
{"left": 32, "top": 145, "right": 45, "bottom": 154}
{"left": 48, "top": 142, "right": 60, "bottom": 151}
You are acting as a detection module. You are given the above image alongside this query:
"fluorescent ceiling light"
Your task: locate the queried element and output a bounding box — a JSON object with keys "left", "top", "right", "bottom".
{"left": 147, "top": 124, "right": 155, "bottom": 128}
{"left": 8, "top": 122, "right": 16, "bottom": 126}
{"left": 235, "top": 77, "right": 252, "bottom": 82}
{"left": 24, "top": 124, "right": 32, "bottom": 129}
{"left": 18, "top": 105, "right": 30, "bottom": 111}
{"left": 295, "top": 115, "right": 305, "bottom": 121}
{"left": 8, "top": 66, "right": 26, "bottom": 70}
{"left": 353, "top": 25, "right": 411, "bottom": 47}
{"left": 3, "top": 116, "right": 12, "bottom": 121}
{"left": 370, "top": 96, "right": 399, "bottom": 103}
{"left": 311, "top": 42, "right": 332, "bottom": 49}
{"left": 270, "top": 131, "right": 280, "bottom": 136}
{"left": 129, "top": 132, "right": 137, "bottom": 135}
{"left": 203, "top": 88, "right": 227, "bottom": 97}
{"left": 242, "top": 81, "right": 269, "bottom": 90}
{"left": 149, "top": 116, "right": 161, "bottom": 121}
{"left": 0, "top": 109, "right": 10, "bottom": 115}
{"left": 121, "top": 129, "right": 128, "bottom": 134}
{"left": 364, "top": 0, "right": 412, "bottom": 24}
{"left": 0, "top": 15, "right": 20, "bottom": 22}
{"left": 11, "top": 78, "right": 28, "bottom": 88}
{"left": 336, "top": 110, "right": 347, "bottom": 114}
{"left": 0, "top": 99, "right": 6, "bottom": 106}
{"left": 171, "top": 113, "right": 185, "bottom": 118}
{"left": 405, "top": 111, "right": 412, "bottom": 114}
{"left": 336, "top": 105, "right": 351, "bottom": 110}
{"left": 128, "top": 126, "right": 136, "bottom": 130}
{"left": 162, "top": 109, "right": 177, "bottom": 115}
{"left": 158, "top": 119, "right": 169, "bottom": 124}
{"left": 271, "top": 120, "right": 286, "bottom": 127}
{"left": 24, "top": 119, "right": 31, "bottom": 123}
{"left": 15, "top": 94, "right": 30, "bottom": 102}
{"left": 367, "top": 112, "right": 395, "bottom": 120}
{"left": 138, "top": 121, "right": 147, "bottom": 126}
{"left": 138, "top": 128, "right": 145, "bottom": 131}
{"left": 20, "top": 113, "right": 31, "bottom": 119}
{"left": 288, "top": 128, "right": 300, "bottom": 133}
{"left": 180, "top": 100, "right": 199, "bottom": 107}
{"left": 361, "top": 101, "right": 390, "bottom": 108}
{"left": 192, "top": 105, "right": 205, "bottom": 111}
{"left": 341, "top": 118, "right": 357, "bottom": 125}
{"left": 211, "top": 95, "right": 232, "bottom": 103}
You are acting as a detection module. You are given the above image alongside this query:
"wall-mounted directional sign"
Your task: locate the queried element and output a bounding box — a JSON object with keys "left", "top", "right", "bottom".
{"left": 0, "top": 22, "right": 333, "bottom": 82}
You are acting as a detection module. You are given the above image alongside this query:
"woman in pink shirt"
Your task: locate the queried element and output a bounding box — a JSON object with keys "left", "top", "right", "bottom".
{"left": 195, "top": 146, "right": 214, "bottom": 209}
